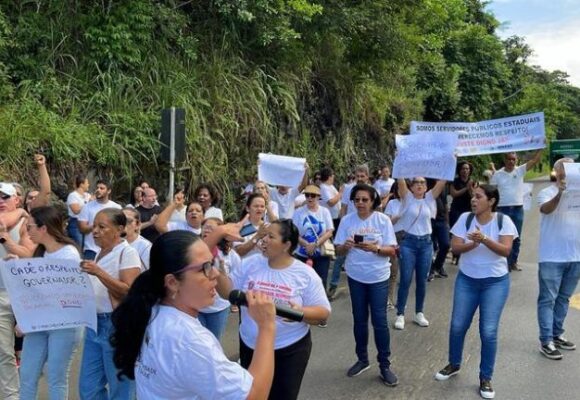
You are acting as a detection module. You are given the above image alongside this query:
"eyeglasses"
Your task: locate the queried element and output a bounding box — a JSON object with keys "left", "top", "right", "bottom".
{"left": 0, "top": 194, "right": 11, "bottom": 200}
{"left": 305, "top": 193, "right": 319, "bottom": 198}
{"left": 175, "top": 261, "right": 214, "bottom": 278}
{"left": 354, "top": 198, "right": 370, "bottom": 203}
{"left": 412, "top": 180, "right": 427, "bottom": 185}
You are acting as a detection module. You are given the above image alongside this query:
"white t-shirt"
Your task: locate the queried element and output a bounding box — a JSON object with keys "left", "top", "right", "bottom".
{"left": 169, "top": 207, "right": 186, "bottom": 223}
{"left": 205, "top": 207, "right": 223, "bottom": 222}
{"left": 398, "top": 192, "right": 436, "bottom": 235}
{"left": 44, "top": 244, "right": 81, "bottom": 262}
{"left": 341, "top": 183, "right": 357, "bottom": 215}
{"left": 319, "top": 183, "right": 341, "bottom": 219}
{"left": 66, "top": 191, "right": 91, "bottom": 218}
{"left": 78, "top": 200, "right": 122, "bottom": 253}
{"left": 264, "top": 200, "right": 279, "bottom": 223}
{"left": 136, "top": 305, "right": 252, "bottom": 400}
{"left": 269, "top": 187, "right": 300, "bottom": 219}
{"left": 373, "top": 178, "right": 395, "bottom": 198}
{"left": 384, "top": 199, "right": 404, "bottom": 232}
{"left": 231, "top": 254, "right": 330, "bottom": 350}
{"left": 537, "top": 185, "right": 580, "bottom": 262}
{"left": 450, "top": 212, "right": 518, "bottom": 278}
{"left": 334, "top": 212, "right": 397, "bottom": 284}
{"left": 201, "top": 249, "right": 241, "bottom": 313}
{"left": 129, "top": 235, "right": 152, "bottom": 270}
{"left": 291, "top": 206, "right": 334, "bottom": 258}
{"left": 167, "top": 221, "right": 202, "bottom": 235}
{"left": 490, "top": 165, "right": 527, "bottom": 206}
{"left": 92, "top": 241, "right": 141, "bottom": 313}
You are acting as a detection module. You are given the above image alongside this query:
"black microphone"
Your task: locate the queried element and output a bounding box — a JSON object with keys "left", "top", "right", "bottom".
{"left": 229, "top": 290, "right": 304, "bottom": 322}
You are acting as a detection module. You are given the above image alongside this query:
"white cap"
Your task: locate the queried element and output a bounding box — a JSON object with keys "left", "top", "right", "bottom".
{"left": 0, "top": 183, "right": 17, "bottom": 197}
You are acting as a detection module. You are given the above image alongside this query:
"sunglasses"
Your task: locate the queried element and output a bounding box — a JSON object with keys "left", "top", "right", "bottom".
{"left": 0, "top": 194, "right": 11, "bottom": 200}
{"left": 305, "top": 193, "right": 319, "bottom": 198}
{"left": 175, "top": 261, "right": 214, "bottom": 278}
{"left": 354, "top": 198, "right": 370, "bottom": 203}
{"left": 412, "top": 180, "right": 427, "bottom": 185}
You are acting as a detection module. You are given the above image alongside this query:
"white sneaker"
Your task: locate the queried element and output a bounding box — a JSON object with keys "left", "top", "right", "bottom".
{"left": 394, "top": 315, "right": 405, "bottom": 330}
{"left": 413, "top": 312, "right": 429, "bottom": 327}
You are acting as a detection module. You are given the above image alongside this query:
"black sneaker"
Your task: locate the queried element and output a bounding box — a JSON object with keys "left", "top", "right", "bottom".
{"left": 327, "top": 286, "right": 337, "bottom": 301}
{"left": 379, "top": 367, "right": 398, "bottom": 386}
{"left": 317, "top": 321, "right": 328, "bottom": 328}
{"left": 479, "top": 379, "right": 495, "bottom": 399}
{"left": 427, "top": 272, "right": 435, "bottom": 282}
{"left": 347, "top": 360, "right": 370, "bottom": 377}
{"left": 540, "top": 342, "right": 563, "bottom": 360}
{"left": 554, "top": 336, "right": 576, "bottom": 350}
{"left": 434, "top": 364, "right": 460, "bottom": 381}
{"left": 438, "top": 267, "right": 448, "bottom": 278}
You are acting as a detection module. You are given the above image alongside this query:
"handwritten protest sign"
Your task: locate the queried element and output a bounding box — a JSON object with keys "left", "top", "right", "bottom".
{"left": 258, "top": 153, "right": 306, "bottom": 188}
{"left": 410, "top": 112, "right": 546, "bottom": 156}
{"left": 392, "top": 133, "right": 458, "bottom": 180}
{"left": 0, "top": 258, "right": 96, "bottom": 333}
{"left": 560, "top": 191, "right": 580, "bottom": 212}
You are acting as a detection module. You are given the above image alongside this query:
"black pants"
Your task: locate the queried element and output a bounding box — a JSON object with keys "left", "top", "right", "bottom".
{"left": 240, "top": 331, "right": 312, "bottom": 400}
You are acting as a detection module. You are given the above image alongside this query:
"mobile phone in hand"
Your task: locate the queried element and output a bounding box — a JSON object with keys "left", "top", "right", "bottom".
{"left": 354, "top": 234, "right": 364, "bottom": 244}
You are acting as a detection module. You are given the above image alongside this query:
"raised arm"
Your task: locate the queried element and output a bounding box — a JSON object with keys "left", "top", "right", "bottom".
{"left": 397, "top": 178, "right": 409, "bottom": 200}
{"left": 31, "top": 154, "right": 51, "bottom": 208}
{"left": 430, "top": 180, "right": 447, "bottom": 199}
{"left": 525, "top": 149, "right": 543, "bottom": 171}
{"left": 297, "top": 163, "right": 310, "bottom": 193}
{"left": 155, "top": 193, "right": 185, "bottom": 234}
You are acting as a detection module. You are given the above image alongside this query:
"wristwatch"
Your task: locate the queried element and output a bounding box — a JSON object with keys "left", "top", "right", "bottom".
{"left": 376, "top": 246, "right": 381, "bottom": 255}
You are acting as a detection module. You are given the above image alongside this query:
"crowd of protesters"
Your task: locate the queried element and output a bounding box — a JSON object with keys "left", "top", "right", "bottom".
{"left": 0, "top": 147, "right": 578, "bottom": 400}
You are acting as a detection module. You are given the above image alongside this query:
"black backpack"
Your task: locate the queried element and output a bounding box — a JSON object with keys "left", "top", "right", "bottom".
{"left": 465, "top": 212, "right": 504, "bottom": 231}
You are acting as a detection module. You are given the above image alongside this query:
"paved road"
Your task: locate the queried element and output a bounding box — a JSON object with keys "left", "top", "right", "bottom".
{"left": 40, "top": 179, "right": 579, "bottom": 399}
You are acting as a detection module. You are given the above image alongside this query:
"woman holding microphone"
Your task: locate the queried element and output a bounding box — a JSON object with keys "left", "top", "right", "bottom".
{"left": 217, "top": 219, "right": 331, "bottom": 400}
{"left": 334, "top": 183, "right": 398, "bottom": 386}
{"left": 112, "top": 230, "right": 276, "bottom": 399}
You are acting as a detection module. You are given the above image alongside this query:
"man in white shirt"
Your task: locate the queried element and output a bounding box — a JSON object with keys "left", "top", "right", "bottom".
{"left": 490, "top": 149, "right": 542, "bottom": 271}
{"left": 340, "top": 165, "right": 372, "bottom": 217}
{"left": 536, "top": 158, "right": 580, "bottom": 360}
{"left": 78, "top": 180, "right": 122, "bottom": 260}
{"left": 268, "top": 166, "right": 309, "bottom": 219}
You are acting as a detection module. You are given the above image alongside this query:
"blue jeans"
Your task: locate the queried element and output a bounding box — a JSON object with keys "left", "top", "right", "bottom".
{"left": 431, "top": 220, "right": 450, "bottom": 271}
{"left": 537, "top": 262, "right": 580, "bottom": 344}
{"left": 20, "top": 328, "right": 81, "bottom": 400}
{"left": 79, "top": 314, "right": 135, "bottom": 400}
{"left": 347, "top": 277, "right": 391, "bottom": 368}
{"left": 497, "top": 206, "right": 523, "bottom": 266}
{"left": 198, "top": 308, "right": 230, "bottom": 341}
{"left": 329, "top": 255, "right": 345, "bottom": 288}
{"left": 448, "top": 272, "right": 510, "bottom": 381}
{"left": 67, "top": 217, "right": 83, "bottom": 247}
{"left": 397, "top": 233, "right": 433, "bottom": 315}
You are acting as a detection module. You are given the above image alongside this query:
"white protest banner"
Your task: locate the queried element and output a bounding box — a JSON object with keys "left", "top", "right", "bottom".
{"left": 410, "top": 112, "right": 546, "bottom": 156}
{"left": 392, "top": 133, "right": 458, "bottom": 181}
{"left": 0, "top": 258, "right": 97, "bottom": 334}
{"left": 258, "top": 153, "right": 306, "bottom": 188}
{"left": 559, "top": 191, "right": 580, "bottom": 212}
{"left": 563, "top": 163, "right": 580, "bottom": 191}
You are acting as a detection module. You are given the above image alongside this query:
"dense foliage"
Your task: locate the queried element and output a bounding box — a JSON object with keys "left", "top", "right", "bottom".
{"left": 0, "top": 0, "right": 578, "bottom": 215}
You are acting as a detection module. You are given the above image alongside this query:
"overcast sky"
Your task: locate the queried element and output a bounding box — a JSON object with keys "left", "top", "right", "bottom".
{"left": 488, "top": 0, "right": 580, "bottom": 87}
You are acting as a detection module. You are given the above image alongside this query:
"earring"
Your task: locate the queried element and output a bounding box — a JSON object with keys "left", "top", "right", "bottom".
{"left": 171, "top": 291, "right": 177, "bottom": 300}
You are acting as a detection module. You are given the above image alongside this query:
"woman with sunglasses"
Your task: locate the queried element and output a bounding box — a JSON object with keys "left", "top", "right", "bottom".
{"left": 292, "top": 185, "right": 334, "bottom": 291}
{"left": 78, "top": 208, "right": 142, "bottom": 399}
{"left": 155, "top": 191, "right": 204, "bottom": 235}
{"left": 335, "top": 183, "right": 398, "bottom": 386}
{"left": 394, "top": 177, "right": 446, "bottom": 331}
{"left": 235, "top": 193, "right": 270, "bottom": 259}
{"left": 217, "top": 220, "right": 331, "bottom": 400}
{"left": 17, "top": 206, "right": 82, "bottom": 400}
{"left": 112, "top": 229, "right": 277, "bottom": 400}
